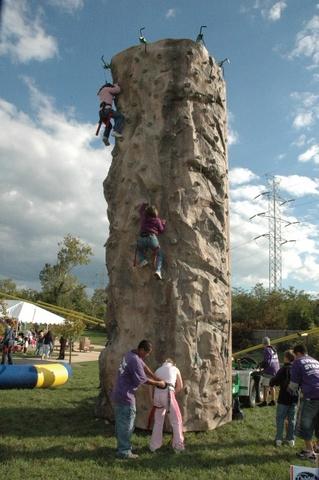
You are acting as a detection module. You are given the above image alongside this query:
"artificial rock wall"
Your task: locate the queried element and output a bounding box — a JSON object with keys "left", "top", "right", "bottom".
{"left": 97, "top": 39, "right": 232, "bottom": 432}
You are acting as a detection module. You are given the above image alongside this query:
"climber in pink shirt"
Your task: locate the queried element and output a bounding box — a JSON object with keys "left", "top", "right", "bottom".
{"left": 97, "top": 82, "right": 125, "bottom": 146}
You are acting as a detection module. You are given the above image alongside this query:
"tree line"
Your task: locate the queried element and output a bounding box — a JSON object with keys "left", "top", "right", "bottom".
{"left": 232, "top": 283, "right": 319, "bottom": 349}
{"left": 1, "top": 235, "right": 318, "bottom": 349}
{"left": 0, "top": 234, "right": 107, "bottom": 323}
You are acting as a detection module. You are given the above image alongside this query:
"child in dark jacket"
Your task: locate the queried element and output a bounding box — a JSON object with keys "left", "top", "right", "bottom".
{"left": 270, "top": 350, "right": 298, "bottom": 447}
{"left": 136, "top": 203, "right": 166, "bottom": 280}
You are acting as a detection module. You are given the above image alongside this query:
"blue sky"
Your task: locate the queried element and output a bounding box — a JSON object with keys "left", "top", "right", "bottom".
{"left": 1, "top": 0, "right": 319, "bottom": 294}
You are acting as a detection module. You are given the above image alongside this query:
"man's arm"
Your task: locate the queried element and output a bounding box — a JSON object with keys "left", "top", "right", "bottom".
{"left": 175, "top": 371, "right": 183, "bottom": 393}
{"left": 269, "top": 367, "right": 284, "bottom": 387}
{"left": 143, "top": 364, "right": 163, "bottom": 382}
{"left": 146, "top": 378, "right": 166, "bottom": 388}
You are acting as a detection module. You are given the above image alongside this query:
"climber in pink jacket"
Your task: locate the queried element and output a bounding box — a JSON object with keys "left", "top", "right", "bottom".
{"left": 97, "top": 82, "right": 125, "bottom": 146}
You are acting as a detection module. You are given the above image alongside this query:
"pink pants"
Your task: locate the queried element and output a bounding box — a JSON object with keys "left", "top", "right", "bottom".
{"left": 150, "top": 388, "right": 184, "bottom": 451}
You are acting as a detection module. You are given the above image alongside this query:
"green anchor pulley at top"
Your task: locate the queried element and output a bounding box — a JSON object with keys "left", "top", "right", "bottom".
{"left": 101, "top": 55, "right": 111, "bottom": 70}
{"left": 139, "top": 27, "right": 147, "bottom": 52}
{"left": 196, "top": 25, "right": 207, "bottom": 46}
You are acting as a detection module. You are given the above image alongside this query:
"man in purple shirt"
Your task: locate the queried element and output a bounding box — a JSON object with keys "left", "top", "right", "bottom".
{"left": 112, "top": 339, "right": 165, "bottom": 459}
{"left": 259, "top": 337, "right": 280, "bottom": 407}
{"left": 289, "top": 343, "right": 319, "bottom": 460}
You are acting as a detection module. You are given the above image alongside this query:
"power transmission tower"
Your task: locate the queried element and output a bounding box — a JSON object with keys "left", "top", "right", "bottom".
{"left": 251, "top": 175, "right": 297, "bottom": 292}
{"left": 267, "top": 176, "right": 283, "bottom": 291}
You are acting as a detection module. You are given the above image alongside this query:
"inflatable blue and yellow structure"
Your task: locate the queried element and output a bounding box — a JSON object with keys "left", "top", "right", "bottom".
{"left": 0, "top": 363, "right": 72, "bottom": 389}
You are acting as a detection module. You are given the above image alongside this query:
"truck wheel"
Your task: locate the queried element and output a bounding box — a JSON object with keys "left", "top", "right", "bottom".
{"left": 248, "top": 380, "right": 257, "bottom": 408}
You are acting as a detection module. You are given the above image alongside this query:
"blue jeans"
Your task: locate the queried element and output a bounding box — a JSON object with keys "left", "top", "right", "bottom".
{"left": 275, "top": 403, "right": 297, "bottom": 441}
{"left": 100, "top": 108, "right": 125, "bottom": 139}
{"left": 114, "top": 404, "right": 136, "bottom": 457}
{"left": 137, "top": 235, "right": 163, "bottom": 273}
{"left": 296, "top": 399, "right": 319, "bottom": 441}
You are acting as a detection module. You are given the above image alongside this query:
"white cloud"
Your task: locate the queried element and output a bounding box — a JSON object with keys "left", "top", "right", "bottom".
{"left": 291, "top": 91, "right": 319, "bottom": 130}
{"left": 292, "top": 134, "right": 307, "bottom": 147}
{"left": 47, "top": 0, "right": 84, "bottom": 13}
{"left": 289, "top": 14, "right": 319, "bottom": 67}
{"left": 266, "top": 1, "right": 287, "bottom": 22}
{"left": 0, "top": 1, "right": 58, "bottom": 63}
{"left": 240, "top": 0, "right": 287, "bottom": 22}
{"left": 227, "top": 111, "right": 239, "bottom": 145}
{"left": 165, "top": 8, "right": 176, "bottom": 19}
{"left": 229, "top": 168, "right": 258, "bottom": 186}
{"left": 293, "top": 112, "right": 314, "bottom": 129}
{"left": 298, "top": 144, "right": 319, "bottom": 163}
{"left": 277, "top": 174, "right": 319, "bottom": 196}
{"left": 230, "top": 172, "right": 319, "bottom": 289}
{"left": 0, "top": 81, "right": 110, "bottom": 288}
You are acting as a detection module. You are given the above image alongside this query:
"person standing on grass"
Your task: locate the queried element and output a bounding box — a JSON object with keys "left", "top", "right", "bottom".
{"left": 289, "top": 343, "right": 319, "bottom": 460}
{"left": 1, "top": 318, "right": 15, "bottom": 365}
{"left": 259, "top": 337, "right": 280, "bottom": 407}
{"left": 149, "top": 359, "right": 184, "bottom": 453}
{"left": 112, "top": 339, "right": 166, "bottom": 459}
{"left": 42, "top": 330, "right": 53, "bottom": 360}
{"left": 269, "top": 350, "right": 298, "bottom": 447}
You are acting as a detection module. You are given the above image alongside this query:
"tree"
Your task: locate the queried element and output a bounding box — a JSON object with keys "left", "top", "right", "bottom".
{"left": 55, "top": 316, "right": 86, "bottom": 364}
{"left": 39, "top": 234, "right": 92, "bottom": 308}
{"left": 90, "top": 288, "right": 108, "bottom": 320}
{"left": 0, "top": 278, "right": 17, "bottom": 295}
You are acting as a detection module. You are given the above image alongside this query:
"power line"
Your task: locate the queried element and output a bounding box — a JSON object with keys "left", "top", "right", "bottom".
{"left": 249, "top": 175, "right": 298, "bottom": 291}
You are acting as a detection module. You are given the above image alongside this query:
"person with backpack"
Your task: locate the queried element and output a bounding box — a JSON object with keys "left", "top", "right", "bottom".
{"left": 136, "top": 203, "right": 166, "bottom": 280}
{"left": 259, "top": 336, "right": 280, "bottom": 407}
{"left": 1, "top": 318, "right": 15, "bottom": 365}
{"left": 97, "top": 82, "right": 124, "bottom": 146}
{"left": 269, "top": 350, "right": 298, "bottom": 447}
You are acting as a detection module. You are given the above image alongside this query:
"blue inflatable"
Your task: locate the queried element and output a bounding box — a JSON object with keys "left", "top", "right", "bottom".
{"left": 0, "top": 363, "right": 72, "bottom": 389}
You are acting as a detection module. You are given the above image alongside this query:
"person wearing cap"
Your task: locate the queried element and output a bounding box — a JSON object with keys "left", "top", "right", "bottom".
{"left": 259, "top": 336, "right": 280, "bottom": 407}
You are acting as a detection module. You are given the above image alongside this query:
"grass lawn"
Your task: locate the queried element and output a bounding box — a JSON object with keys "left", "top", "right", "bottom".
{"left": 0, "top": 361, "right": 314, "bottom": 480}
{"left": 83, "top": 328, "right": 107, "bottom": 346}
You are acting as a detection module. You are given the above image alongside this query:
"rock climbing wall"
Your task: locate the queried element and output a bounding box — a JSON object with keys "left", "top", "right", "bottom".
{"left": 97, "top": 39, "right": 232, "bottom": 432}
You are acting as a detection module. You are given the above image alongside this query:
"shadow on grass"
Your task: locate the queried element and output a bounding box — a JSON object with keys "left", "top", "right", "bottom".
{"left": 0, "top": 442, "right": 296, "bottom": 472}
{"left": 0, "top": 399, "right": 111, "bottom": 438}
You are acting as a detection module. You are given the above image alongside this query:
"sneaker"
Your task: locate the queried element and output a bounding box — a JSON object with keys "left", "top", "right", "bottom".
{"left": 288, "top": 440, "right": 295, "bottom": 447}
{"left": 275, "top": 440, "right": 282, "bottom": 447}
{"left": 173, "top": 448, "right": 184, "bottom": 454}
{"left": 118, "top": 452, "right": 139, "bottom": 459}
{"left": 103, "top": 137, "right": 110, "bottom": 146}
{"left": 111, "top": 131, "right": 123, "bottom": 138}
{"left": 269, "top": 400, "right": 276, "bottom": 406}
{"left": 258, "top": 401, "right": 268, "bottom": 407}
{"left": 139, "top": 260, "right": 148, "bottom": 268}
{"left": 297, "top": 450, "right": 316, "bottom": 460}
{"left": 154, "top": 271, "right": 162, "bottom": 280}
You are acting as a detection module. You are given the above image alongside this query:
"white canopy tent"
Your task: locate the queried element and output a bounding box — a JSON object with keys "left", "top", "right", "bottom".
{"left": 1, "top": 300, "right": 65, "bottom": 325}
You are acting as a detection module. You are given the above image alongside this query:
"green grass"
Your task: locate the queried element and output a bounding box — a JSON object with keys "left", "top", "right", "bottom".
{"left": 0, "top": 361, "right": 313, "bottom": 480}
{"left": 83, "top": 328, "right": 107, "bottom": 346}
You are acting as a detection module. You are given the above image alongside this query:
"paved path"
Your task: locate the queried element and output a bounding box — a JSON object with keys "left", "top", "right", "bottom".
{"left": 12, "top": 344, "right": 104, "bottom": 365}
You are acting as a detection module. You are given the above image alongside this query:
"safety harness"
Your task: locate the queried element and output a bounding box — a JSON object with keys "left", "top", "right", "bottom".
{"left": 96, "top": 102, "right": 113, "bottom": 136}
{"left": 147, "top": 382, "right": 175, "bottom": 430}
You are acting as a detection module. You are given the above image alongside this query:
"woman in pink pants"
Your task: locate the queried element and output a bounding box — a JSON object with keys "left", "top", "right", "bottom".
{"left": 149, "top": 359, "right": 184, "bottom": 452}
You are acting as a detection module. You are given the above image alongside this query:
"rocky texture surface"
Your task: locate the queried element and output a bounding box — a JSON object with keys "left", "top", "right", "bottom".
{"left": 97, "top": 39, "right": 232, "bottom": 431}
